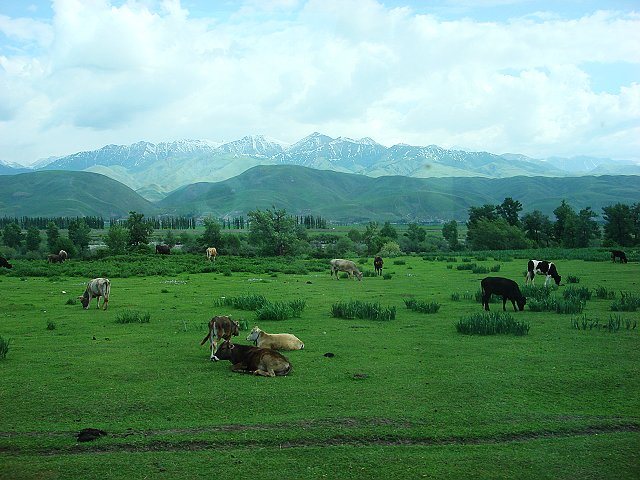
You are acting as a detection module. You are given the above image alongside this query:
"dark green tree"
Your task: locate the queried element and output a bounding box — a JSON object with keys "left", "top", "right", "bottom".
{"left": 199, "top": 217, "right": 222, "bottom": 250}
{"left": 2, "top": 223, "right": 23, "bottom": 249}
{"left": 497, "top": 197, "right": 523, "bottom": 227}
{"left": 573, "top": 207, "right": 600, "bottom": 247}
{"left": 68, "top": 218, "right": 91, "bottom": 252}
{"left": 467, "top": 204, "right": 498, "bottom": 225}
{"left": 602, "top": 203, "right": 634, "bottom": 246}
{"left": 521, "top": 210, "right": 553, "bottom": 246}
{"left": 553, "top": 200, "right": 577, "bottom": 246}
{"left": 406, "top": 223, "right": 426, "bottom": 243}
{"left": 379, "top": 222, "right": 398, "bottom": 240}
{"left": 25, "top": 226, "right": 41, "bottom": 252}
{"left": 466, "top": 218, "right": 530, "bottom": 250}
{"left": 362, "top": 221, "right": 384, "bottom": 255}
{"left": 105, "top": 224, "right": 128, "bottom": 255}
{"left": 126, "top": 211, "right": 153, "bottom": 247}
{"left": 248, "top": 207, "right": 298, "bottom": 256}
{"left": 46, "top": 221, "right": 60, "bottom": 252}
{"left": 441, "top": 220, "right": 460, "bottom": 250}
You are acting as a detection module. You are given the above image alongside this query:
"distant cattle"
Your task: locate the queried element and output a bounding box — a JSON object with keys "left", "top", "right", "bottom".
{"left": 330, "top": 259, "right": 363, "bottom": 281}
{"left": 611, "top": 250, "right": 628, "bottom": 263}
{"left": 481, "top": 277, "right": 526, "bottom": 312}
{"left": 78, "top": 278, "right": 111, "bottom": 310}
{"left": 200, "top": 315, "right": 240, "bottom": 361}
{"left": 0, "top": 256, "right": 12, "bottom": 269}
{"left": 206, "top": 247, "right": 217, "bottom": 261}
{"left": 214, "top": 340, "right": 292, "bottom": 377}
{"left": 48, "top": 250, "right": 68, "bottom": 264}
{"left": 246, "top": 326, "right": 304, "bottom": 351}
{"left": 155, "top": 244, "right": 171, "bottom": 255}
{"left": 374, "top": 256, "right": 383, "bottom": 276}
{"left": 525, "top": 260, "right": 561, "bottom": 287}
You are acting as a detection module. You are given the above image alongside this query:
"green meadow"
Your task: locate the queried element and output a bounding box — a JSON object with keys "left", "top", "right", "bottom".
{"left": 0, "top": 253, "right": 638, "bottom": 479}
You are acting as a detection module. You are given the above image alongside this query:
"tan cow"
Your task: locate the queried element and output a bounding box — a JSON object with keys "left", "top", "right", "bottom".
{"left": 78, "top": 278, "right": 111, "bottom": 310}
{"left": 330, "top": 258, "right": 363, "bottom": 281}
{"left": 200, "top": 315, "right": 239, "bottom": 361}
{"left": 206, "top": 247, "right": 217, "bottom": 261}
{"left": 246, "top": 326, "right": 304, "bottom": 350}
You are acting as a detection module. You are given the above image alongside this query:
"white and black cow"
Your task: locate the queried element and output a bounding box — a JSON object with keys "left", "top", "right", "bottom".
{"left": 525, "top": 260, "right": 561, "bottom": 287}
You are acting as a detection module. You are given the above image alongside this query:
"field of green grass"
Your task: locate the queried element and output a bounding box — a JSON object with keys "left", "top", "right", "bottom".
{"left": 0, "top": 254, "right": 638, "bottom": 479}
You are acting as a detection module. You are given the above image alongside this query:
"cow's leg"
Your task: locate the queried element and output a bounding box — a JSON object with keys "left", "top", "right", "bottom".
{"left": 103, "top": 298, "right": 108, "bottom": 311}
{"left": 254, "top": 369, "right": 276, "bottom": 377}
{"left": 210, "top": 337, "right": 218, "bottom": 361}
{"left": 510, "top": 299, "right": 517, "bottom": 311}
{"left": 502, "top": 297, "right": 507, "bottom": 311}
{"left": 544, "top": 276, "right": 550, "bottom": 287}
{"left": 482, "top": 294, "right": 490, "bottom": 311}
{"left": 231, "top": 362, "right": 249, "bottom": 373}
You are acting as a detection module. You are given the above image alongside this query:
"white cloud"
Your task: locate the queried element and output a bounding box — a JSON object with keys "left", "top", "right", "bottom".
{"left": 0, "top": 0, "right": 638, "bottom": 165}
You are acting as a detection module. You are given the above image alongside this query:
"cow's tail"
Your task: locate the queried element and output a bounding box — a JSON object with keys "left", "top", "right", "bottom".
{"left": 105, "top": 280, "right": 111, "bottom": 301}
{"left": 200, "top": 332, "right": 210, "bottom": 346}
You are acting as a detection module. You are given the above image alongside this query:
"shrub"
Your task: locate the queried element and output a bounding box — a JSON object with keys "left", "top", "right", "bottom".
{"left": 490, "top": 264, "right": 501, "bottom": 273}
{"left": 456, "top": 312, "right": 530, "bottom": 336}
{"left": 471, "top": 265, "right": 489, "bottom": 274}
{"left": 555, "top": 297, "right": 585, "bottom": 314}
{"left": 0, "top": 336, "right": 10, "bottom": 359}
{"left": 115, "top": 310, "right": 151, "bottom": 324}
{"left": 383, "top": 273, "right": 392, "bottom": 280}
{"left": 65, "top": 298, "right": 78, "bottom": 305}
{"left": 457, "top": 263, "right": 476, "bottom": 271}
{"left": 161, "top": 288, "right": 169, "bottom": 293}
{"left": 611, "top": 292, "right": 640, "bottom": 312}
{"left": 331, "top": 300, "right": 396, "bottom": 321}
{"left": 563, "top": 286, "right": 592, "bottom": 302}
{"left": 527, "top": 297, "right": 557, "bottom": 312}
{"left": 214, "top": 294, "right": 268, "bottom": 311}
{"left": 594, "top": 285, "right": 616, "bottom": 300}
{"left": 520, "top": 284, "right": 554, "bottom": 301}
{"left": 46, "top": 321, "right": 56, "bottom": 331}
{"left": 566, "top": 275, "right": 580, "bottom": 284}
{"left": 451, "top": 292, "right": 461, "bottom": 301}
{"left": 404, "top": 298, "right": 440, "bottom": 314}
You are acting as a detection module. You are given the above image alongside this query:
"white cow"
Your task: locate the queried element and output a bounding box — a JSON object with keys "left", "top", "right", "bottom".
{"left": 330, "top": 259, "right": 363, "bottom": 281}
{"left": 78, "top": 278, "right": 111, "bottom": 310}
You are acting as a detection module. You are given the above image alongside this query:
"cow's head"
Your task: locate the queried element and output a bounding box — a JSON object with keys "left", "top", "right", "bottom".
{"left": 215, "top": 340, "right": 234, "bottom": 361}
{"left": 516, "top": 296, "right": 527, "bottom": 311}
{"left": 78, "top": 292, "right": 90, "bottom": 309}
{"left": 355, "top": 270, "right": 363, "bottom": 281}
{"left": 246, "top": 326, "right": 261, "bottom": 344}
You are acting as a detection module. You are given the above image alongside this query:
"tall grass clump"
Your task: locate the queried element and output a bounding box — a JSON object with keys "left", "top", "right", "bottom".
{"left": 450, "top": 292, "right": 460, "bottom": 301}
{"left": 331, "top": 300, "right": 396, "bottom": 321}
{"left": 554, "top": 297, "right": 585, "bottom": 314}
{"left": 0, "top": 336, "right": 10, "bottom": 359}
{"left": 611, "top": 292, "right": 640, "bottom": 312}
{"left": 404, "top": 298, "right": 440, "bottom": 314}
{"left": 456, "top": 312, "right": 530, "bottom": 336}
{"left": 255, "top": 300, "right": 306, "bottom": 321}
{"left": 457, "top": 263, "right": 477, "bottom": 271}
{"left": 215, "top": 294, "right": 268, "bottom": 311}
{"left": 472, "top": 265, "right": 489, "bottom": 274}
{"left": 566, "top": 275, "right": 580, "bottom": 284}
{"left": 490, "top": 264, "right": 501, "bottom": 272}
{"left": 594, "top": 285, "right": 616, "bottom": 300}
{"left": 520, "top": 284, "right": 554, "bottom": 301}
{"left": 115, "top": 310, "right": 151, "bottom": 324}
{"left": 526, "top": 297, "right": 558, "bottom": 312}
{"left": 563, "top": 286, "right": 592, "bottom": 302}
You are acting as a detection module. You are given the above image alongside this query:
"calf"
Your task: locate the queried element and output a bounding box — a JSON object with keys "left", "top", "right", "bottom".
{"left": 156, "top": 244, "right": 171, "bottom": 254}
{"left": 206, "top": 247, "right": 217, "bottom": 261}
{"left": 611, "top": 250, "right": 628, "bottom": 263}
{"left": 246, "top": 326, "right": 304, "bottom": 351}
{"left": 78, "top": 278, "right": 111, "bottom": 310}
{"left": 481, "top": 277, "right": 526, "bottom": 312}
{"left": 215, "top": 340, "right": 292, "bottom": 377}
{"left": 0, "top": 256, "right": 12, "bottom": 269}
{"left": 330, "top": 258, "right": 363, "bottom": 281}
{"left": 374, "top": 256, "right": 383, "bottom": 276}
{"left": 525, "top": 260, "right": 561, "bottom": 287}
{"left": 200, "top": 315, "right": 239, "bottom": 361}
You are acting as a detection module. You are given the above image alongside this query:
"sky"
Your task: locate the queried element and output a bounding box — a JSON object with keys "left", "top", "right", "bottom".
{"left": 0, "top": 0, "right": 639, "bottom": 166}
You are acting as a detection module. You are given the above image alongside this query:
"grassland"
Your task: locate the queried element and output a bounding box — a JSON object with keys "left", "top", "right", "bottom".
{"left": 0, "top": 253, "right": 638, "bottom": 479}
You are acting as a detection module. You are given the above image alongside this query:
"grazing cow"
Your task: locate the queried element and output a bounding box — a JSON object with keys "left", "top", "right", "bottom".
{"left": 0, "top": 256, "right": 12, "bottom": 269}
{"left": 611, "top": 250, "right": 628, "bottom": 263}
{"left": 78, "top": 278, "right": 111, "bottom": 310}
{"left": 58, "top": 250, "right": 68, "bottom": 262}
{"left": 200, "top": 315, "right": 240, "bottom": 361}
{"left": 206, "top": 247, "right": 218, "bottom": 262}
{"left": 246, "top": 326, "right": 304, "bottom": 351}
{"left": 374, "top": 256, "right": 383, "bottom": 276}
{"left": 481, "top": 277, "right": 526, "bottom": 312}
{"left": 48, "top": 253, "right": 64, "bottom": 263}
{"left": 215, "top": 340, "right": 292, "bottom": 377}
{"left": 155, "top": 244, "right": 171, "bottom": 255}
{"left": 330, "top": 259, "right": 363, "bottom": 281}
{"left": 525, "top": 260, "right": 562, "bottom": 287}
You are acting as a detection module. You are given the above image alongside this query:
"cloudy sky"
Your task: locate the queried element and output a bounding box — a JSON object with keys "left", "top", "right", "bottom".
{"left": 1, "top": 0, "right": 639, "bottom": 166}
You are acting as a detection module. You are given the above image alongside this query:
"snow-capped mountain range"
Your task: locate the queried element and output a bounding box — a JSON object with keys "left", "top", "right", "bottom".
{"left": 2, "top": 133, "right": 638, "bottom": 201}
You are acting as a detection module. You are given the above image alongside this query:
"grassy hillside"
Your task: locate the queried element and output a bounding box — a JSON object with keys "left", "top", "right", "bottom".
{"left": 158, "top": 165, "right": 640, "bottom": 221}
{"left": 0, "top": 171, "right": 157, "bottom": 217}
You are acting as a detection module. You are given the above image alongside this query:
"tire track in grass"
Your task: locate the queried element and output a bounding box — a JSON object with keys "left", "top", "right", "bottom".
{"left": 0, "top": 420, "right": 637, "bottom": 456}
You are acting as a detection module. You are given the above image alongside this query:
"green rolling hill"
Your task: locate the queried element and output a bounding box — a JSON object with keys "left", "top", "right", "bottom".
{"left": 157, "top": 165, "right": 640, "bottom": 221}
{"left": 0, "top": 171, "right": 157, "bottom": 217}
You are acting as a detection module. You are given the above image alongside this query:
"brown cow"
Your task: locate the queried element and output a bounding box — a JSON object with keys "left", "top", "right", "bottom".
{"left": 48, "top": 250, "right": 68, "bottom": 263}
{"left": 200, "top": 315, "right": 239, "bottom": 361}
{"left": 206, "top": 247, "right": 217, "bottom": 261}
{"left": 156, "top": 244, "right": 171, "bottom": 254}
{"left": 374, "top": 256, "right": 383, "bottom": 276}
{"left": 214, "top": 340, "right": 292, "bottom": 377}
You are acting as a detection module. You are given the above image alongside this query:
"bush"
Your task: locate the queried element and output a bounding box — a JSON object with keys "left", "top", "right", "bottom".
{"left": 555, "top": 297, "right": 585, "bottom": 314}
{"left": 0, "top": 336, "right": 10, "bottom": 359}
{"left": 471, "top": 265, "right": 489, "bottom": 274}
{"left": 65, "top": 298, "right": 78, "bottom": 305}
{"left": 490, "top": 264, "right": 501, "bottom": 272}
{"left": 527, "top": 297, "right": 558, "bottom": 312}
{"left": 331, "top": 300, "right": 396, "bottom": 321}
{"left": 563, "top": 286, "right": 592, "bottom": 302}
{"left": 451, "top": 292, "right": 460, "bottom": 301}
{"left": 594, "top": 285, "right": 615, "bottom": 300}
{"left": 393, "top": 259, "right": 406, "bottom": 265}
{"left": 520, "top": 284, "right": 554, "bottom": 301}
{"left": 611, "top": 292, "right": 640, "bottom": 312}
{"left": 456, "top": 312, "right": 530, "bottom": 336}
{"left": 566, "top": 275, "right": 580, "bottom": 284}
{"left": 457, "top": 263, "right": 476, "bottom": 271}
{"left": 46, "top": 321, "right": 56, "bottom": 331}
{"left": 214, "top": 294, "right": 268, "bottom": 311}
{"left": 383, "top": 273, "right": 392, "bottom": 280}
{"left": 404, "top": 298, "right": 440, "bottom": 314}
{"left": 115, "top": 310, "right": 151, "bottom": 324}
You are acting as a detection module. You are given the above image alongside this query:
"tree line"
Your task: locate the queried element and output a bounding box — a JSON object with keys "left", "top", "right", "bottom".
{"left": 0, "top": 216, "right": 105, "bottom": 230}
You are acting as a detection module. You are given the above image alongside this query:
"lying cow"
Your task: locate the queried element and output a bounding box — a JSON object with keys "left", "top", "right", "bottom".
{"left": 246, "top": 326, "right": 304, "bottom": 351}
{"left": 48, "top": 250, "right": 68, "bottom": 264}
{"left": 78, "top": 277, "right": 111, "bottom": 310}
{"left": 206, "top": 247, "right": 217, "bottom": 262}
{"left": 525, "top": 260, "right": 561, "bottom": 287}
{"left": 155, "top": 244, "right": 171, "bottom": 255}
{"left": 0, "top": 256, "right": 12, "bottom": 269}
{"left": 215, "top": 340, "right": 292, "bottom": 377}
{"left": 481, "top": 277, "right": 526, "bottom": 312}
{"left": 611, "top": 250, "right": 628, "bottom": 263}
{"left": 374, "top": 256, "right": 383, "bottom": 276}
{"left": 200, "top": 315, "right": 239, "bottom": 361}
{"left": 330, "top": 258, "right": 363, "bottom": 281}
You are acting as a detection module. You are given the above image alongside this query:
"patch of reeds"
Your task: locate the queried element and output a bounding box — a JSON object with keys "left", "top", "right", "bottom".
{"left": 46, "top": 321, "right": 56, "bottom": 331}
{"left": 611, "top": 292, "right": 640, "bottom": 312}
{"left": 566, "top": 275, "right": 580, "bottom": 284}
{"left": 65, "top": 298, "right": 77, "bottom": 305}
{"left": 563, "top": 286, "right": 592, "bottom": 302}
{"left": 520, "top": 284, "right": 554, "bottom": 301}
{"left": 214, "top": 294, "right": 268, "bottom": 311}
{"left": 404, "top": 298, "right": 440, "bottom": 314}
{"left": 0, "top": 336, "right": 11, "bottom": 359}
{"left": 115, "top": 310, "right": 151, "bottom": 324}
{"left": 255, "top": 299, "right": 306, "bottom": 321}
{"left": 594, "top": 285, "right": 616, "bottom": 300}
{"left": 572, "top": 314, "right": 637, "bottom": 332}
{"left": 331, "top": 300, "right": 396, "bottom": 321}
{"left": 456, "top": 312, "right": 530, "bottom": 336}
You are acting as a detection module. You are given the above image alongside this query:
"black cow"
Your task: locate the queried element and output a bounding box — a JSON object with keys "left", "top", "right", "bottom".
{"left": 155, "top": 244, "right": 171, "bottom": 255}
{"left": 525, "top": 260, "right": 561, "bottom": 287}
{"left": 374, "top": 256, "right": 383, "bottom": 276}
{"left": 214, "top": 341, "right": 292, "bottom": 377}
{"left": 611, "top": 250, "right": 628, "bottom": 263}
{"left": 0, "top": 256, "right": 13, "bottom": 269}
{"left": 481, "top": 277, "right": 526, "bottom": 312}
